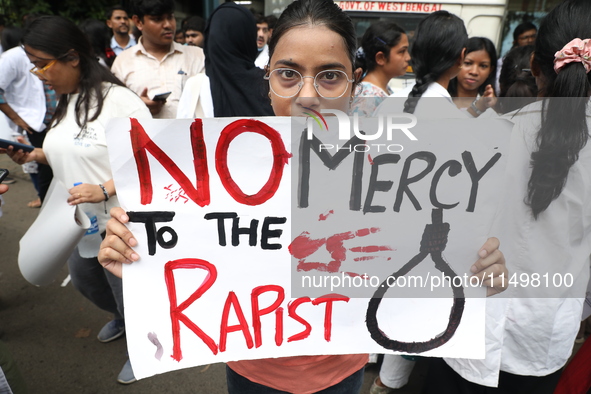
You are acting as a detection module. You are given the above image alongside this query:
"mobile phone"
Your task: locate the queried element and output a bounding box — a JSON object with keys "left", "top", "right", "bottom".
{"left": 0, "top": 169, "right": 9, "bottom": 183}
{"left": 152, "top": 91, "right": 172, "bottom": 101}
{"left": 0, "top": 138, "right": 34, "bottom": 153}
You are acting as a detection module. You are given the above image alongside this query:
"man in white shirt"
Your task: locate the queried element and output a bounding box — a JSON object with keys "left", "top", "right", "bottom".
{"left": 0, "top": 46, "right": 46, "bottom": 135}
{"left": 106, "top": 6, "right": 136, "bottom": 56}
{"left": 111, "top": 0, "right": 205, "bottom": 119}
{"left": 254, "top": 14, "right": 270, "bottom": 69}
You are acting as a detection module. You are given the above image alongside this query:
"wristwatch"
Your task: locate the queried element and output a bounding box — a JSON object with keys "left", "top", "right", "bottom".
{"left": 470, "top": 99, "right": 483, "bottom": 116}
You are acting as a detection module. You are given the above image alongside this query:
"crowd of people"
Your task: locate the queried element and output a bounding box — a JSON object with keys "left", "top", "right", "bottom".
{"left": 0, "top": 0, "right": 590, "bottom": 392}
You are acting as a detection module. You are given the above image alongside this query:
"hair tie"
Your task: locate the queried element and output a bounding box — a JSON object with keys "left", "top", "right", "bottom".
{"left": 355, "top": 47, "right": 365, "bottom": 60}
{"left": 554, "top": 38, "right": 591, "bottom": 74}
{"left": 375, "top": 36, "right": 388, "bottom": 46}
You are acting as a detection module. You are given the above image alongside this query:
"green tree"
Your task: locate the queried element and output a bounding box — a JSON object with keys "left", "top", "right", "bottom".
{"left": 1, "top": 0, "right": 120, "bottom": 25}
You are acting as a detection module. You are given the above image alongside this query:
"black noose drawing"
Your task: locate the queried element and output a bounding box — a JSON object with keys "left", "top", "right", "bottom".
{"left": 366, "top": 208, "right": 465, "bottom": 353}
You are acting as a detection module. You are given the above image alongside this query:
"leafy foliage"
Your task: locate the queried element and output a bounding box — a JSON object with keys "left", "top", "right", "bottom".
{"left": 1, "top": 0, "right": 121, "bottom": 26}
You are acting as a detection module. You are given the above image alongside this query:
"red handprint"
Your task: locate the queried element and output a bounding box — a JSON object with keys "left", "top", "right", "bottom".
{"left": 289, "top": 227, "right": 392, "bottom": 274}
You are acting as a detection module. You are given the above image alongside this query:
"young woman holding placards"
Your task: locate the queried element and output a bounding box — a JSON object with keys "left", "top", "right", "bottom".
{"left": 98, "top": 1, "right": 507, "bottom": 392}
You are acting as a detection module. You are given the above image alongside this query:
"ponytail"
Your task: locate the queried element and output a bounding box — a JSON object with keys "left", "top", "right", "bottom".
{"left": 526, "top": 0, "right": 591, "bottom": 218}
{"left": 357, "top": 21, "right": 405, "bottom": 76}
{"left": 527, "top": 63, "right": 591, "bottom": 218}
{"left": 403, "top": 11, "right": 466, "bottom": 114}
{"left": 355, "top": 47, "right": 367, "bottom": 76}
{"left": 404, "top": 74, "right": 435, "bottom": 114}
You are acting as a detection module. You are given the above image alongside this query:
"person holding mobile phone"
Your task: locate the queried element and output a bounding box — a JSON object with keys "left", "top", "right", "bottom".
{"left": 152, "top": 91, "right": 171, "bottom": 102}
{"left": 111, "top": 0, "right": 205, "bottom": 119}
{"left": 5, "top": 15, "right": 151, "bottom": 385}
{"left": 0, "top": 23, "right": 57, "bottom": 207}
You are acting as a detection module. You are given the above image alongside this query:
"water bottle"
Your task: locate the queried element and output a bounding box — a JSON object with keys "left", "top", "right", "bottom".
{"left": 74, "top": 182, "right": 103, "bottom": 258}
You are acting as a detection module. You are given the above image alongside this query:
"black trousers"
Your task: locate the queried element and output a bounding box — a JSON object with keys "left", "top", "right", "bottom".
{"left": 27, "top": 130, "right": 53, "bottom": 202}
{"left": 422, "top": 358, "right": 562, "bottom": 394}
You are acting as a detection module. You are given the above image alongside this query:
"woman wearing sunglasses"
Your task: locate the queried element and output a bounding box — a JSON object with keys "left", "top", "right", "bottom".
{"left": 5, "top": 15, "right": 151, "bottom": 384}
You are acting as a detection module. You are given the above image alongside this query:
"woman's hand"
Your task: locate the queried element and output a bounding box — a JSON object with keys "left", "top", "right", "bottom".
{"left": 477, "top": 84, "right": 498, "bottom": 111}
{"left": 68, "top": 183, "right": 107, "bottom": 205}
{"left": 98, "top": 207, "right": 140, "bottom": 278}
{"left": 2, "top": 137, "right": 37, "bottom": 164}
{"left": 471, "top": 237, "right": 508, "bottom": 297}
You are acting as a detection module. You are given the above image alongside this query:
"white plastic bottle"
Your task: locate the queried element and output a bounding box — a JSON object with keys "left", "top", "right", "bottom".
{"left": 74, "top": 182, "right": 103, "bottom": 258}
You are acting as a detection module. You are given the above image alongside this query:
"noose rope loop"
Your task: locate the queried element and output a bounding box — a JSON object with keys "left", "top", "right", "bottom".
{"left": 366, "top": 209, "right": 465, "bottom": 353}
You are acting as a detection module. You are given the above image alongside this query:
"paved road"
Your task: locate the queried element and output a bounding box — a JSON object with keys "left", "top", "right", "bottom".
{"left": 0, "top": 155, "right": 434, "bottom": 393}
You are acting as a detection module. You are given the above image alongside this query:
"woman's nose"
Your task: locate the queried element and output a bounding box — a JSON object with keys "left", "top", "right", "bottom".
{"left": 294, "top": 77, "right": 321, "bottom": 109}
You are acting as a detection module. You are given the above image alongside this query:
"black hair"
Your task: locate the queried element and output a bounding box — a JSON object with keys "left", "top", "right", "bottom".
{"left": 23, "top": 13, "right": 43, "bottom": 29}
{"left": 448, "top": 36, "right": 497, "bottom": 97}
{"left": 183, "top": 16, "right": 205, "bottom": 34}
{"left": 266, "top": 15, "right": 278, "bottom": 31}
{"left": 23, "top": 16, "right": 126, "bottom": 130}
{"left": 254, "top": 13, "right": 266, "bottom": 25}
{"left": 79, "top": 19, "right": 113, "bottom": 67}
{"left": 403, "top": 11, "right": 467, "bottom": 114}
{"left": 498, "top": 45, "right": 537, "bottom": 113}
{"left": 356, "top": 21, "right": 405, "bottom": 75}
{"left": 268, "top": 0, "right": 356, "bottom": 71}
{"left": 513, "top": 21, "right": 537, "bottom": 43}
{"left": 526, "top": 0, "right": 591, "bottom": 218}
{"left": 0, "top": 15, "right": 5, "bottom": 27}
{"left": 130, "top": 0, "right": 174, "bottom": 21}
{"left": 132, "top": 25, "right": 142, "bottom": 40}
{"left": 1, "top": 27, "right": 24, "bottom": 51}
{"left": 106, "top": 5, "right": 128, "bottom": 21}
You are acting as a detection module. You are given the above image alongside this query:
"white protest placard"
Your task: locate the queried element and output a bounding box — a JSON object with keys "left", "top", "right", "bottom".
{"left": 106, "top": 113, "right": 512, "bottom": 380}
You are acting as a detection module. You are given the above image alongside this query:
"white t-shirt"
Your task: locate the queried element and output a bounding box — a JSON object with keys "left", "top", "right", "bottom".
{"left": 446, "top": 100, "right": 591, "bottom": 386}
{"left": 380, "top": 84, "right": 591, "bottom": 386}
{"left": 43, "top": 83, "right": 151, "bottom": 237}
{"left": 0, "top": 46, "right": 47, "bottom": 133}
{"left": 255, "top": 45, "right": 269, "bottom": 69}
{"left": 176, "top": 73, "right": 214, "bottom": 119}
{"left": 375, "top": 82, "right": 468, "bottom": 119}
{"left": 376, "top": 81, "right": 498, "bottom": 119}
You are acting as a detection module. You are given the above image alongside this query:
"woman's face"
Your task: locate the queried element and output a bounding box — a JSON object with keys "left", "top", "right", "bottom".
{"left": 24, "top": 45, "right": 80, "bottom": 95}
{"left": 457, "top": 49, "right": 492, "bottom": 93}
{"left": 383, "top": 33, "right": 410, "bottom": 78}
{"left": 268, "top": 25, "right": 356, "bottom": 116}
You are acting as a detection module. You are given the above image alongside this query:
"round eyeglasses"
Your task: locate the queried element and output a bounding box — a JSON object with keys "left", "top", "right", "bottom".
{"left": 264, "top": 68, "right": 355, "bottom": 99}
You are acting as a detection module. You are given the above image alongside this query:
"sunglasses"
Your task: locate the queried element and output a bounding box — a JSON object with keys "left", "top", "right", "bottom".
{"left": 29, "top": 59, "right": 58, "bottom": 78}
